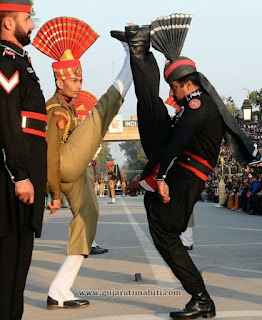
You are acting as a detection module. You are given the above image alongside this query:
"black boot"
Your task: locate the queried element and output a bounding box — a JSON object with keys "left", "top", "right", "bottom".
{"left": 169, "top": 291, "right": 216, "bottom": 319}
{"left": 125, "top": 24, "right": 151, "bottom": 59}
{"left": 110, "top": 30, "right": 126, "bottom": 43}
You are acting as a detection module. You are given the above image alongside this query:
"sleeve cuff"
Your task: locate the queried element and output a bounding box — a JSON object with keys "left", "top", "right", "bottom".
{"left": 14, "top": 178, "right": 29, "bottom": 183}
{"left": 139, "top": 180, "right": 155, "bottom": 192}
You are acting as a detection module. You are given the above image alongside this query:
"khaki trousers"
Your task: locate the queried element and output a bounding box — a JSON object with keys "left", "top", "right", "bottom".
{"left": 99, "top": 183, "right": 105, "bottom": 197}
{"left": 108, "top": 181, "right": 115, "bottom": 199}
{"left": 59, "top": 86, "right": 123, "bottom": 255}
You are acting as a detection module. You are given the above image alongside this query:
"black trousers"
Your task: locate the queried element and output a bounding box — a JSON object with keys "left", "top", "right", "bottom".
{"left": 0, "top": 201, "right": 34, "bottom": 320}
{"left": 130, "top": 52, "right": 206, "bottom": 296}
{"left": 145, "top": 166, "right": 206, "bottom": 296}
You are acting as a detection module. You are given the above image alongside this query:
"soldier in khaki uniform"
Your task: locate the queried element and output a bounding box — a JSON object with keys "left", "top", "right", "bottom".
{"left": 73, "top": 97, "right": 108, "bottom": 255}
{"left": 94, "top": 171, "right": 99, "bottom": 196}
{"left": 106, "top": 162, "right": 119, "bottom": 204}
{"left": 121, "top": 170, "right": 127, "bottom": 196}
{"left": 33, "top": 17, "right": 132, "bottom": 309}
{"left": 99, "top": 172, "right": 105, "bottom": 197}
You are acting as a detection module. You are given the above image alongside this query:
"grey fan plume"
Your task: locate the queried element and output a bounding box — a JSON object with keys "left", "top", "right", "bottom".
{"left": 150, "top": 13, "right": 193, "bottom": 61}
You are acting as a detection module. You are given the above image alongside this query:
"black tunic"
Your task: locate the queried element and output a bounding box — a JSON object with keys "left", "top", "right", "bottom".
{"left": 0, "top": 40, "right": 47, "bottom": 238}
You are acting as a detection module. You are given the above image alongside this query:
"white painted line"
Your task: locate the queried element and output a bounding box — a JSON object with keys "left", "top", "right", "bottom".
{"left": 119, "top": 198, "right": 181, "bottom": 289}
{"left": 198, "top": 226, "right": 262, "bottom": 232}
{"left": 33, "top": 249, "right": 66, "bottom": 253}
{"left": 196, "top": 243, "right": 262, "bottom": 247}
{"left": 33, "top": 246, "right": 143, "bottom": 254}
{"left": 217, "top": 310, "right": 262, "bottom": 318}
{"left": 80, "top": 314, "right": 170, "bottom": 320}
{"left": 79, "top": 310, "right": 262, "bottom": 320}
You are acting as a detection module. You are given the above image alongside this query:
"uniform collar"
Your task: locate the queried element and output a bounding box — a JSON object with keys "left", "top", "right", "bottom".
{"left": 0, "top": 40, "right": 27, "bottom": 57}
{"left": 55, "top": 92, "right": 73, "bottom": 109}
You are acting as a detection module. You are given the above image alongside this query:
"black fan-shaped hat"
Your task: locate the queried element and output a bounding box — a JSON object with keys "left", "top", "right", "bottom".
{"left": 151, "top": 13, "right": 192, "bottom": 60}
{"left": 151, "top": 14, "right": 195, "bottom": 83}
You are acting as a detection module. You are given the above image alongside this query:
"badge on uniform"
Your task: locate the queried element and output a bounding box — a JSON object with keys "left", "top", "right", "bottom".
{"left": 189, "top": 99, "right": 201, "bottom": 109}
{"left": 57, "top": 119, "right": 66, "bottom": 130}
{"left": 27, "top": 67, "right": 34, "bottom": 74}
{"left": 0, "top": 71, "right": 19, "bottom": 93}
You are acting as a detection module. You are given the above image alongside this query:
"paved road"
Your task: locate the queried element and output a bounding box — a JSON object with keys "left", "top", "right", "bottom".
{"left": 23, "top": 196, "right": 262, "bottom": 320}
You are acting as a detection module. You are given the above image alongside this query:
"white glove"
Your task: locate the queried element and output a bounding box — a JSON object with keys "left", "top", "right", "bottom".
{"left": 113, "top": 42, "right": 133, "bottom": 98}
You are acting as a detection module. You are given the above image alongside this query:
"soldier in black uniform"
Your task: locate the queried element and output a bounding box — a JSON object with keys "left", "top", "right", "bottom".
{"left": 0, "top": 1, "right": 47, "bottom": 319}
{"left": 112, "top": 15, "right": 261, "bottom": 320}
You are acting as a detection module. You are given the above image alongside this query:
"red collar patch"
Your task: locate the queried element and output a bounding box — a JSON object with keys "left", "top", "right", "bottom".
{"left": 189, "top": 99, "right": 201, "bottom": 109}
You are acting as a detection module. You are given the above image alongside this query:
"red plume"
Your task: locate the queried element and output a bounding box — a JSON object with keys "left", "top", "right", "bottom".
{"left": 73, "top": 90, "right": 98, "bottom": 124}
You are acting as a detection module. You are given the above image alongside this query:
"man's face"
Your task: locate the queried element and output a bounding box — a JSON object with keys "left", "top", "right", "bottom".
{"left": 111, "top": 115, "right": 121, "bottom": 129}
{"left": 14, "top": 12, "right": 35, "bottom": 46}
{"left": 169, "top": 81, "right": 188, "bottom": 104}
{"left": 57, "top": 77, "right": 83, "bottom": 99}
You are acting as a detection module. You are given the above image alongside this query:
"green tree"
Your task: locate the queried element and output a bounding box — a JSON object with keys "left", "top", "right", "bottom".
{"left": 119, "top": 141, "right": 147, "bottom": 178}
{"left": 30, "top": 1, "right": 36, "bottom": 16}
{"left": 252, "top": 110, "right": 262, "bottom": 120}
{"left": 96, "top": 142, "right": 113, "bottom": 175}
{"left": 221, "top": 96, "right": 239, "bottom": 116}
{"left": 248, "top": 89, "right": 262, "bottom": 111}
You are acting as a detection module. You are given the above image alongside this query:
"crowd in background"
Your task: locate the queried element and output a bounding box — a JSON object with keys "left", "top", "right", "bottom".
{"left": 202, "top": 119, "right": 262, "bottom": 215}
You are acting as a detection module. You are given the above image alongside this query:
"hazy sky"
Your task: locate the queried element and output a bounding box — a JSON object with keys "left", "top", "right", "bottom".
{"left": 30, "top": 0, "right": 262, "bottom": 163}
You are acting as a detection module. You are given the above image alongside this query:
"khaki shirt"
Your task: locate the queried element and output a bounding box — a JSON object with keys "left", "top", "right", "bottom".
{"left": 46, "top": 92, "right": 78, "bottom": 199}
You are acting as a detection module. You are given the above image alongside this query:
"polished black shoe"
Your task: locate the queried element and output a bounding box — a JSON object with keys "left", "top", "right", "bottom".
{"left": 47, "top": 296, "right": 89, "bottom": 310}
{"left": 169, "top": 291, "right": 216, "bottom": 319}
{"left": 125, "top": 24, "right": 151, "bottom": 58}
{"left": 90, "top": 245, "right": 109, "bottom": 255}
{"left": 110, "top": 30, "right": 126, "bottom": 42}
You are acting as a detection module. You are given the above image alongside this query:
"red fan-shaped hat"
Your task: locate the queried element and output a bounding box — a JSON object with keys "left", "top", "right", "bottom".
{"left": 165, "top": 96, "right": 181, "bottom": 113}
{"left": 32, "top": 17, "right": 99, "bottom": 80}
{"left": 72, "top": 90, "right": 98, "bottom": 123}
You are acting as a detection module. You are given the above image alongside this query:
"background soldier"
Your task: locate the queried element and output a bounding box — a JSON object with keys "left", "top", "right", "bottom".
{"left": 99, "top": 172, "right": 105, "bottom": 198}
{"left": 0, "top": 1, "right": 47, "bottom": 319}
{"left": 121, "top": 170, "right": 127, "bottom": 196}
{"left": 107, "top": 162, "right": 119, "bottom": 204}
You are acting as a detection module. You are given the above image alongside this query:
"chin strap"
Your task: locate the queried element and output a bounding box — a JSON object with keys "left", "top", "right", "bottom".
{"left": 113, "top": 43, "right": 133, "bottom": 98}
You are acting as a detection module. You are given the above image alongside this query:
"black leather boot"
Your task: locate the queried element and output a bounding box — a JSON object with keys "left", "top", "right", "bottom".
{"left": 125, "top": 24, "right": 150, "bottom": 59}
{"left": 169, "top": 291, "right": 216, "bottom": 319}
{"left": 110, "top": 30, "right": 126, "bottom": 43}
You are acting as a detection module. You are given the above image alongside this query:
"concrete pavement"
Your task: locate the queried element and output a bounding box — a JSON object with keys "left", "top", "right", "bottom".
{"left": 23, "top": 196, "right": 262, "bottom": 320}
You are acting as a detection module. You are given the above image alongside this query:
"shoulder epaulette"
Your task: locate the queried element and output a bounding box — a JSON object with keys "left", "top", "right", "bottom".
{"left": 46, "top": 103, "right": 62, "bottom": 111}
{"left": 52, "top": 111, "right": 69, "bottom": 122}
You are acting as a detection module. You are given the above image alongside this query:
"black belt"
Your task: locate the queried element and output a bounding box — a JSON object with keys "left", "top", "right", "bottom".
{"left": 178, "top": 151, "right": 214, "bottom": 181}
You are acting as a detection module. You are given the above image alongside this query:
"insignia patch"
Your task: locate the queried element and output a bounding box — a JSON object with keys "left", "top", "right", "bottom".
{"left": 75, "top": 66, "right": 82, "bottom": 76}
{"left": 57, "top": 119, "right": 66, "bottom": 130}
{"left": 189, "top": 99, "right": 201, "bottom": 109}
{"left": 0, "top": 71, "right": 19, "bottom": 93}
{"left": 27, "top": 67, "right": 34, "bottom": 74}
